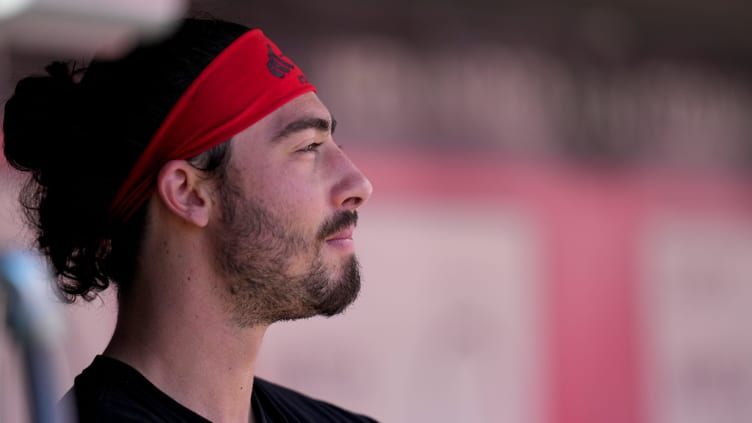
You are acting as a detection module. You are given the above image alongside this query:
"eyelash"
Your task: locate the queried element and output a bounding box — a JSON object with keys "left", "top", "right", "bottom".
{"left": 300, "top": 142, "right": 323, "bottom": 153}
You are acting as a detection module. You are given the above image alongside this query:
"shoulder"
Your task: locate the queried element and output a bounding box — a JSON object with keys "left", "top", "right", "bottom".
{"left": 253, "top": 377, "right": 378, "bottom": 423}
{"left": 65, "top": 382, "right": 172, "bottom": 423}
{"left": 65, "top": 356, "right": 209, "bottom": 423}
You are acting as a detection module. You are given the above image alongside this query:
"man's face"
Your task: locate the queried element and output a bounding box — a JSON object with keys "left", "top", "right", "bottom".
{"left": 209, "top": 92, "right": 373, "bottom": 327}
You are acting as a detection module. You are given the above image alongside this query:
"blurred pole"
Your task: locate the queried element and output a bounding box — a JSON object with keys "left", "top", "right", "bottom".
{"left": 0, "top": 2, "right": 185, "bottom": 421}
{"left": 0, "top": 250, "right": 71, "bottom": 423}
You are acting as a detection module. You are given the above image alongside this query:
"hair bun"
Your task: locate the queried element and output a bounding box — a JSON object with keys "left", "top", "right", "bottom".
{"left": 3, "top": 61, "right": 79, "bottom": 175}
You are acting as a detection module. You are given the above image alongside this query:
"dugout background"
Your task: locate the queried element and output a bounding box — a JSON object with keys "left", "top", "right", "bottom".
{"left": 3, "top": 1, "right": 752, "bottom": 422}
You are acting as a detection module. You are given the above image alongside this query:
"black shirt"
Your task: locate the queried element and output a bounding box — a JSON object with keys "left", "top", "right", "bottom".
{"left": 64, "top": 356, "right": 377, "bottom": 422}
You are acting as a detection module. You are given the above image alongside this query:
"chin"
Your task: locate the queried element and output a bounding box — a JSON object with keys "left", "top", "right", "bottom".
{"left": 307, "top": 255, "right": 362, "bottom": 317}
{"left": 246, "top": 255, "right": 363, "bottom": 325}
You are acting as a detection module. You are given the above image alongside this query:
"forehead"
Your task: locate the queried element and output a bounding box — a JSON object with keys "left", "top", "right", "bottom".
{"left": 235, "top": 92, "right": 331, "bottom": 142}
{"left": 269, "top": 92, "right": 331, "bottom": 128}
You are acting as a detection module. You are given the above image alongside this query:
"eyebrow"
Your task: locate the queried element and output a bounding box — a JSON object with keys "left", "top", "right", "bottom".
{"left": 272, "top": 115, "right": 337, "bottom": 142}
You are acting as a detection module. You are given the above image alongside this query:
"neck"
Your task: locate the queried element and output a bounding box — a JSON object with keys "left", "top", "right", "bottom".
{"left": 104, "top": 248, "right": 266, "bottom": 423}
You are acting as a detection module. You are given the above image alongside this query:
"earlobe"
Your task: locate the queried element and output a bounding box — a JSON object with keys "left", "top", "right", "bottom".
{"left": 156, "top": 160, "right": 211, "bottom": 227}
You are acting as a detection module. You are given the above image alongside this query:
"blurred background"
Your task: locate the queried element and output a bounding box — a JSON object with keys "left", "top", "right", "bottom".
{"left": 2, "top": 0, "right": 752, "bottom": 422}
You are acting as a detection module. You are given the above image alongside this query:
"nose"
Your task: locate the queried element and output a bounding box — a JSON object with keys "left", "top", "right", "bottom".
{"left": 330, "top": 149, "right": 373, "bottom": 211}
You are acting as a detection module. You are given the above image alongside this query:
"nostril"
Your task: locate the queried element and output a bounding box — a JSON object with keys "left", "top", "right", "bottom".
{"left": 342, "top": 195, "right": 363, "bottom": 210}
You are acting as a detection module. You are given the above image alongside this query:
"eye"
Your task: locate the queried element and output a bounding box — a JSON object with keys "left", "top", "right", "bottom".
{"left": 299, "top": 142, "right": 323, "bottom": 153}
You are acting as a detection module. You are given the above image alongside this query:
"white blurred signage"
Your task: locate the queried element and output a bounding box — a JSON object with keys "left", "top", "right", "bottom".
{"left": 643, "top": 218, "right": 752, "bottom": 423}
{"left": 0, "top": 0, "right": 186, "bottom": 56}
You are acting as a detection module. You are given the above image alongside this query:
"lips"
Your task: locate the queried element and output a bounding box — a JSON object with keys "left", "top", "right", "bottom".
{"left": 326, "top": 225, "right": 354, "bottom": 242}
{"left": 318, "top": 211, "right": 358, "bottom": 242}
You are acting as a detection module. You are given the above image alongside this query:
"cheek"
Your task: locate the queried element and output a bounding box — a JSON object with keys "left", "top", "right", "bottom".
{"left": 260, "top": 162, "right": 327, "bottom": 205}
{"left": 238, "top": 151, "right": 331, "bottom": 223}
{"left": 251, "top": 173, "right": 327, "bottom": 232}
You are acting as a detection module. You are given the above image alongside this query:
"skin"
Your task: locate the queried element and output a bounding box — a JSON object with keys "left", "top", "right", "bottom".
{"left": 104, "top": 92, "right": 373, "bottom": 423}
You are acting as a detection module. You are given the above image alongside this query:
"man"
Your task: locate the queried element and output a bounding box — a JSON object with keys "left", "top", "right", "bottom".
{"left": 3, "top": 18, "right": 375, "bottom": 422}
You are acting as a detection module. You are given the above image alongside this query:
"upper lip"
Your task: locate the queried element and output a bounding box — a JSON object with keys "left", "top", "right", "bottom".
{"left": 326, "top": 225, "right": 354, "bottom": 241}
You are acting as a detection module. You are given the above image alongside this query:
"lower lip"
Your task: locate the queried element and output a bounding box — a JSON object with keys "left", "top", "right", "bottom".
{"left": 326, "top": 238, "right": 354, "bottom": 251}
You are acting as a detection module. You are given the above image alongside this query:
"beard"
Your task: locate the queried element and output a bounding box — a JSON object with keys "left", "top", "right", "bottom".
{"left": 210, "top": 172, "right": 362, "bottom": 327}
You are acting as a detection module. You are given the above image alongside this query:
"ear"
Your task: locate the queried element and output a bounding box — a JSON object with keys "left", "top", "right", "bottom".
{"left": 155, "top": 160, "right": 211, "bottom": 227}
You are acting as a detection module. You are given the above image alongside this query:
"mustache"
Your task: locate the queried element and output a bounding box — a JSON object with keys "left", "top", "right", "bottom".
{"left": 318, "top": 211, "right": 358, "bottom": 241}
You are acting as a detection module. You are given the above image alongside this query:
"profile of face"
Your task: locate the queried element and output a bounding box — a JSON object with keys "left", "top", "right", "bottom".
{"left": 209, "top": 92, "right": 373, "bottom": 327}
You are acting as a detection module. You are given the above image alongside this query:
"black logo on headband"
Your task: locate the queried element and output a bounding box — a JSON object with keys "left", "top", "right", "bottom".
{"left": 267, "top": 45, "right": 294, "bottom": 78}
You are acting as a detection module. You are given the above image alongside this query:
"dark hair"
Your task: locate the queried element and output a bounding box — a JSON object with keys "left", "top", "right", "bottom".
{"left": 2, "top": 18, "right": 248, "bottom": 302}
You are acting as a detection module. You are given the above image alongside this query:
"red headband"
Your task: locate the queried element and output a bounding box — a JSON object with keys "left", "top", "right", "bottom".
{"left": 109, "top": 29, "right": 316, "bottom": 223}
